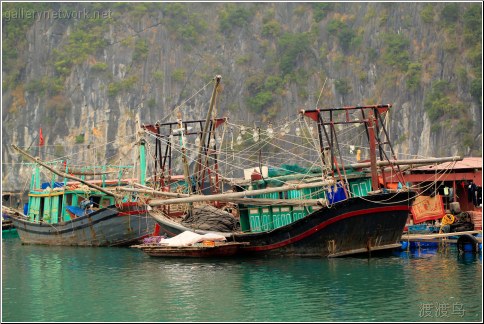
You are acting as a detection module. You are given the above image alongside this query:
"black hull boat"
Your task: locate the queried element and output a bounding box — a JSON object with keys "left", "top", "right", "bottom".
{"left": 150, "top": 191, "right": 416, "bottom": 257}
{"left": 134, "top": 81, "right": 455, "bottom": 258}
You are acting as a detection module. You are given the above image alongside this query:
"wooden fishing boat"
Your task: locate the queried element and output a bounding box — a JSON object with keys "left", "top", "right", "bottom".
{"left": 9, "top": 143, "right": 157, "bottom": 247}
{"left": 133, "top": 241, "right": 249, "bottom": 258}
{"left": 124, "top": 76, "right": 463, "bottom": 257}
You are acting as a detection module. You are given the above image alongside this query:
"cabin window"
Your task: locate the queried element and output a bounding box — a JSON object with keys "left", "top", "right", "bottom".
{"left": 57, "top": 196, "right": 63, "bottom": 220}
{"left": 90, "top": 196, "right": 102, "bottom": 208}
{"left": 38, "top": 198, "right": 45, "bottom": 221}
{"left": 65, "top": 194, "right": 73, "bottom": 206}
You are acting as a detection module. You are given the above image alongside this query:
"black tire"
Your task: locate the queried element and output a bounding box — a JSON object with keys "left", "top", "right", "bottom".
{"left": 456, "top": 234, "right": 479, "bottom": 253}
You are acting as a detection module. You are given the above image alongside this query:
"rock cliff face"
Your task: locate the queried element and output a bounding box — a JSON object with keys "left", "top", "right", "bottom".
{"left": 2, "top": 2, "right": 482, "bottom": 190}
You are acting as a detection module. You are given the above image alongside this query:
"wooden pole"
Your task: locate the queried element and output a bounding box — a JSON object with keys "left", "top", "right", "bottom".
{"left": 12, "top": 145, "right": 122, "bottom": 198}
{"left": 194, "top": 75, "right": 222, "bottom": 192}
{"left": 349, "top": 156, "right": 463, "bottom": 169}
{"left": 147, "top": 179, "right": 335, "bottom": 206}
{"left": 117, "top": 186, "right": 189, "bottom": 198}
{"left": 116, "top": 186, "right": 325, "bottom": 206}
{"left": 366, "top": 111, "right": 379, "bottom": 191}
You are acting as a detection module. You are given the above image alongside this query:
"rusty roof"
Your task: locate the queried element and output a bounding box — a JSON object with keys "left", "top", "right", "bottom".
{"left": 411, "top": 157, "right": 482, "bottom": 171}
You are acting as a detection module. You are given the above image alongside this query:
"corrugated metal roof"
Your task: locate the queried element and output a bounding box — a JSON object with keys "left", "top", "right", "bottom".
{"left": 411, "top": 157, "right": 482, "bottom": 171}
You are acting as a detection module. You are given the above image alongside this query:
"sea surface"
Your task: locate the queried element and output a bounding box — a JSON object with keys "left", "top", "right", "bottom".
{"left": 1, "top": 236, "right": 482, "bottom": 322}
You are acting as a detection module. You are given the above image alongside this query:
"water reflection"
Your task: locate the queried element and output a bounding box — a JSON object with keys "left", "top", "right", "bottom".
{"left": 2, "top": 238, "right": 482, "bottom": 322}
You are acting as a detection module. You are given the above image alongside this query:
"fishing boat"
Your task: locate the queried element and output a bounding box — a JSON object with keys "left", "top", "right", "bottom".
{"left": 132, "top": 231, "right": 249, "bottom": 257}
{"left": 117, "top": 75, "right": 463, "bottom": 257}
{"left": 8, "top": 141, "right": 158, "bottom": 246}
{"left": 2, "top": 191, "right": 24, "bottom": 238}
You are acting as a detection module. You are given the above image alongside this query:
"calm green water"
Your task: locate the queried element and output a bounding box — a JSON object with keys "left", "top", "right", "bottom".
{"left": 2, "top": 236, "right": 482, "bottom": 322}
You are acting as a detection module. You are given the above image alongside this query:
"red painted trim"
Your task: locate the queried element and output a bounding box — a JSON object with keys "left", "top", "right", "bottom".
{"left": 245, "top": 206, "right": 410, "bottom": 252}
{"left": 117, "top": 210, "right": 147, "bottom": 216}
{"left": 153, "top": 223, "right": 161, "bottom": 236}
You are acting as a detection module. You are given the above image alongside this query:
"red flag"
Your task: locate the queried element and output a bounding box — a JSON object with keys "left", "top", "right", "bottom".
{"left": 39, "top": 128, "right": 44, "bottom": 147}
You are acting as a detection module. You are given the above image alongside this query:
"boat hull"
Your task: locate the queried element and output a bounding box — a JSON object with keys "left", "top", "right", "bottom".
{"left": 152, "top": 191, "right": 416, "bottom": 257}
{"left": 133, "top": 242, "right": 249, "bottom": 257}
{"left": 11, "top": 203, "right": 156, "bottom": 246}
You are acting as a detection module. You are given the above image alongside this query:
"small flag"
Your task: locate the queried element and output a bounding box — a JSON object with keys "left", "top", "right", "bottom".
{"left": 39, "top": 128, "right": 45, "bottom": 147}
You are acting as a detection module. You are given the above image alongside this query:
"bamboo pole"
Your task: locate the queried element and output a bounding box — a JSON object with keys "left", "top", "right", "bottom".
{"left": 116, "top": 186, "right": 325, "bottom": 206}
{"left": 116, "top": 186, "right": 189, "bottom": 198}
{"left": 349, "top": 156, "right": 462, "bottom": 169}
{"left": 12, "top": 145, "right": 122, "bottom": 198}
{"left": 147, "top": 179, "right": 335, "bottom": 206}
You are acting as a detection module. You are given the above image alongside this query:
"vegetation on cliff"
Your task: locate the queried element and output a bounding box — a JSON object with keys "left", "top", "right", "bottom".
{"left": 1, "top": 2, "right": 482, "bottom": 188}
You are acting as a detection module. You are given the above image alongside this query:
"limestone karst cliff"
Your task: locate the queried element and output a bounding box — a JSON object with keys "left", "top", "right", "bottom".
{"left": 2, "top": 2, "right": 482, "bottom": 190}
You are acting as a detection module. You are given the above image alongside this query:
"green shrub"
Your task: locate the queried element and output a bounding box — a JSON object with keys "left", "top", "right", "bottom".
{"left": 312, "top": 3, "right": 334, "bottom": 22}
{"left": 327, "top": 19, "right": 357, "bottom": 53}
{"left": 261, "top": 19, "right": 281, "bottom": 38}
{"left": 382, "top": 33, "right": 410, "bottom": 71}
{"left": 463, "top": 4, "right": 481, "bottom": 46}
{"left": 107, "top": 76, "right": 138, "bottom": 97}
{"left": 25, "top": 77, "right": 63, "bottom": 96}
{"left": 219, "top": 4, "right": 253, "bottom": 33}
{"left": 334, "top": 79, "right": 351, "bottom": 96}
{"left": 278, "top": 32, "right": 311, "bottom": 75}
{"left": 91, "top": 62, "right": 108, "bottom": 72}
{"left": 470, "top": 78, "right": 482, "bottom": 103}
{"left": 172, "top": 69, "right": 186, "bottom": 82}
{"left": 133, "top": 38, "right": 149, "bottom": 62}
{"left": 153, "top": 71, "right": 164, "bottom": 82}
{"left": 75, "top": 134, "right": 85, "bottom": 144}
{"left": 440, "top": 3, "right": 459, "bottom": 26}
{"left": 424, "top": 80, "right": 451, "bottom": 122}
{"left": 420, "top": 4, "right": 434, "bottom": 23}
{"left": 247, "top": 91, "right": 273, "bottom": 113}
{"left": 406, "top": 63, "right": 422, "bottom": 92}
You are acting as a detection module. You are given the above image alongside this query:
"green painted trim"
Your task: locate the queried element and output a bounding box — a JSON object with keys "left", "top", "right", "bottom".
{"left": 139, "top": 140, "right": 146, "bottom": 185}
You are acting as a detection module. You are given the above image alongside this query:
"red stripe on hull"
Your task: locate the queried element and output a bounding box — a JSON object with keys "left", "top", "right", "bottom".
{"left": 246, "top": 205, "right": 409, "bottom": 252}
{"left": 117, "top": 210, "right": 148, "bottom": 216}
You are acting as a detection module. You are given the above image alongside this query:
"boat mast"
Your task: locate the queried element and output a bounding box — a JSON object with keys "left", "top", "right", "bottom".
{"left": 366, "top": 110, "right": 380, "bottom": 191}
{"left": 194, "top": 75, "right": 222, "bottom": 193}
{"left": 176, "top": 112, "right": 193, "bottom": 195}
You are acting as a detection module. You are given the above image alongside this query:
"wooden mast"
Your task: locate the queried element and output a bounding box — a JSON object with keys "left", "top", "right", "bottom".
{"left": 194, "top": 75, "right": 222, "bottom": 193}
{"left": 367, "top": 110, "right": 380, "bottom": 191}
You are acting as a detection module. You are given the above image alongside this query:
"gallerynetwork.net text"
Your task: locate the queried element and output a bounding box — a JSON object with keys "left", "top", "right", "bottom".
{"left": 3, "top": 8, "right": 112, "bottom": 22}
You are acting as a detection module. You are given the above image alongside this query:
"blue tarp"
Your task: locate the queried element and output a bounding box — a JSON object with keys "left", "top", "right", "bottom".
{"left": 41, "top": 182, "right": 64, "bottom": 189}
{"left": 326, "top": 183, "right": 346, "bottom": 204}
{"left": 66, "top": 205, "right": 93, "bottom": 217}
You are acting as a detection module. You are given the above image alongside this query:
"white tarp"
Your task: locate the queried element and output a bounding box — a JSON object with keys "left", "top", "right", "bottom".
{"left": 159, "top": 231, "right": 227, "bottom": 247}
